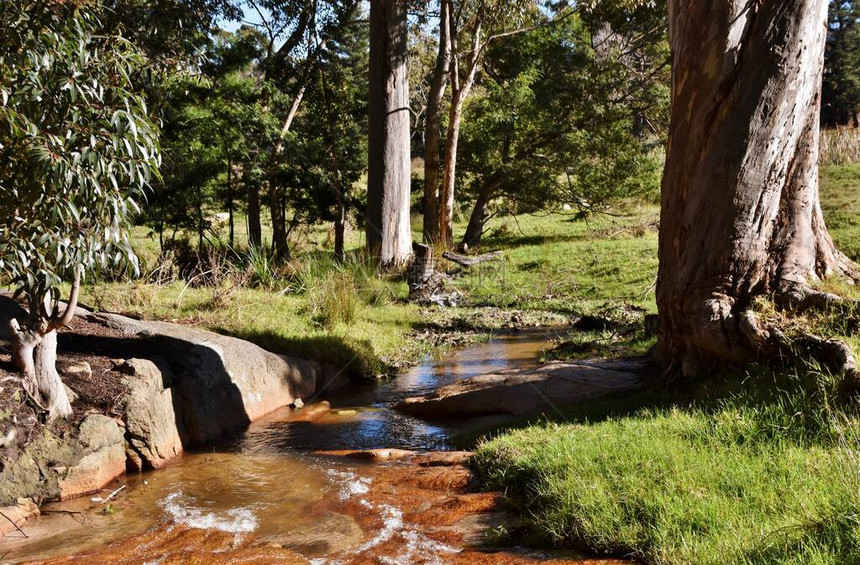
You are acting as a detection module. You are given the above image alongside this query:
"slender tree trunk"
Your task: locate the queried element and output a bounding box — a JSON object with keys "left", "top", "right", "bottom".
{"left": 244, "top": 162, "right": 262, "bottom": 249}
{"left": 440, "top": 22, "right": 482, "bottom": 249}
{"left": 657, "top": 0, "right": 858, "bottom": 376}
{"left": 196, "top": 176, "right": 205, "bottom": 251}
{"left": 283, "top": 85, "right": 306, "bottom": 137}
{"left": 226, "top": 155, "right": 234, "bottom": 248}
{"left": 335, "top": 192, "right": 346, "bottom": 262}
{"left": 461, "top": 176, "right": 500, "bottom": 250}
{"left": 269, "top": 184, "right": 288, "bottom": 260}
{"left": 158, "top": 207, "right": 165, "bottom": 255}
{"left": 423, "top": 0, "right": 451, "bottom": 244}
{"left": 367, "top": 0, "right": 413, "bottom": 266}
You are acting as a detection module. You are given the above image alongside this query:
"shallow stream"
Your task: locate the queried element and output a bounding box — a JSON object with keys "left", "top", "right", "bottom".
{"left": 1, "top": 330, "right": 560, "bottom": 564}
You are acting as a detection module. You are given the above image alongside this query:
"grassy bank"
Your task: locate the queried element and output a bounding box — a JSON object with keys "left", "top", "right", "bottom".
{"left": 78, "top": 164, "right": 860, "bottom": 379}
{"left": 80, "top": 196, "right": 660, "bottom": 376}
{"left": 471, "top": 163, "right": 860, "bottom": 565}
{"left": 474, "top": 367, "right": 860, "bottom": 564}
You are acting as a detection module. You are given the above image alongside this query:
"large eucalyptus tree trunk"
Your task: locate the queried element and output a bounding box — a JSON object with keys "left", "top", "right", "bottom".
{"left": 422, "top": 0, "right": 451, "bottom": 244}
{"left": 657, "top": 0, "right": 858, "bottom": 376}
{"left": 367, "top": 0, "right": 413, "bottom": 266}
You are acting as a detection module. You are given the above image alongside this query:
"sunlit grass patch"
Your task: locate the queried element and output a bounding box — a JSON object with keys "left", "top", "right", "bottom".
{"left": 474, "top": 367, "right": 860, "bottom": 565}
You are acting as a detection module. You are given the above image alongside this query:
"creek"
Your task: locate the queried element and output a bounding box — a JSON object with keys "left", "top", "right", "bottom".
{"left": 1, "top": 330, "right": 560, "bottom": 564}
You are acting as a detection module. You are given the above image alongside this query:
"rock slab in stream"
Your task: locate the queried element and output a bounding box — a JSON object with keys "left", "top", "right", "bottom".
{"left": 396, "top": 358, "right": 646, "bottom": 417}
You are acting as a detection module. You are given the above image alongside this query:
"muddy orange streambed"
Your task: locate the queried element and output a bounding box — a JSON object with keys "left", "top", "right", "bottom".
{"left": 0, "top": 330, "right": 626, "bottom": 564}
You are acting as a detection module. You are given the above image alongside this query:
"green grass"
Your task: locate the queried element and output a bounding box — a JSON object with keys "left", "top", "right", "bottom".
{"left": 451, "top": 202, "right": 660, "bottom": 314}
{"left": 473, "top": 367, "right": 860, "bottom": 565}
{"left": 821, "top": 163, "right": 860, "bottom": 262}
{"left": 80, "top": 256, "right": 421, "bottom": 376}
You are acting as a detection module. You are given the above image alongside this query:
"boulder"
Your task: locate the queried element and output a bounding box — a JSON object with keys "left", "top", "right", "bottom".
{"left": 396, "top": 358, "right": 647, "bottom": 417}
{"left": 119, "top": 357, "right": 185, "bottom": 470}
{"left": 58, "top": 414, "right": 125, "bottom": 500}
{"left": 86, "top": 312, "right": 337, "bottom": 444}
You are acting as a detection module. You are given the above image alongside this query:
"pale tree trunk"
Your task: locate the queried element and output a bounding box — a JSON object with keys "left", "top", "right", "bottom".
{"left": 423, "top": 0, "right": 452, "bottom": 244}
{"left": 9, "top": 271, "right": 81, "bottom": 421}
{"left": 33, "top": 330, "right": 71, "bottom": 420}
{"left": 367, "top": 0, "right": 413, "bottom": 266}
{"left": 440, "top": 21, "right": 482, "bottom": 249}
{"left": 657, "top": 0, "right": 858, "bottom": 376}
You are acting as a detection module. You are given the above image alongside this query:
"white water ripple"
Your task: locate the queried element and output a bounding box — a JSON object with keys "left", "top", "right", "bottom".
{"left": 158, "top": 491, "right": 258, "bottom": 533}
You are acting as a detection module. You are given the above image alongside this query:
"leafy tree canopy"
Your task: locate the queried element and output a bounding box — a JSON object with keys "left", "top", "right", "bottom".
{"left": 0, "top": 0, "right": 161, "bottom": 309}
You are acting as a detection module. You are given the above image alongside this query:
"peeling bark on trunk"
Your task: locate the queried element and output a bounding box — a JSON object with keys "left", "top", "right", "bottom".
{"left": 367, "top": 0, "right": 413, "bottom": 266}
{"left": 657, "top": 0, "right": 858, "bottom": 375}
{"left": 422, "top": 0, "right": 451, "bottom": 244}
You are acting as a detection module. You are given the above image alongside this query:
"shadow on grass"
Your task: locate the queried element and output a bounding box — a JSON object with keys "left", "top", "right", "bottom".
{"left": 481, "top": 232, "right": 582, "bottom": 249}
{"left": 213, "top": 327, "right": 392, "bottom": 379}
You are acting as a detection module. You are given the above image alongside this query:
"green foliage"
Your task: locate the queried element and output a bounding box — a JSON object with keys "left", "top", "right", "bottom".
{"left": 474, "top": 367, "right": 860, "bottom": 565}
{"left": 143, "top": 2, "right": 368, "bottom": 261}
{"left": 146, "top": 25, "right": 278, "bottom": 251}
{"left": 458, "top": 5, "right": 665, "bottom": 222}
{"left": 102, "top": 0, "right": 241, "bottom": 62}
{"left": 0, "top": 0, "right": 160, "bottom": 305}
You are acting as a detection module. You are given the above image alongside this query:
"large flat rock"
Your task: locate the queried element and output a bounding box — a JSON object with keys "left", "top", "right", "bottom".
{"left": 396, "top": 358, "right": 647, "bottom": 417}
{"left": 86, "top": 312, "right": 340, "bottom": 445}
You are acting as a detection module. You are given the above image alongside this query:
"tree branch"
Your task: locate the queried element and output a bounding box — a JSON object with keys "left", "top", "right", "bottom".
{"left": 49, "top": 266, "right": 81, "bottom": 331}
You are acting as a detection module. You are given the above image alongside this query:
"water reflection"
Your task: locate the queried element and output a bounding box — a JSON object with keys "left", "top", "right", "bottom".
{"left": 224, "top": 329, "right": 557, "bottom": 453}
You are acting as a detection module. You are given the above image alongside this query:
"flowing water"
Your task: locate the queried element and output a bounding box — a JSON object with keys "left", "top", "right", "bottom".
{"left": 0, "top": 330, "right": 564, "bottom": 564}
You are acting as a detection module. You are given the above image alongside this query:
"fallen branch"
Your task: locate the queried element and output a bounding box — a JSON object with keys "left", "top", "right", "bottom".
{"left": 441, "top": 250, "right": 502, "bottom": 268}
{"left": 40, "top": 509, "right": 86, "bottom": 524}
